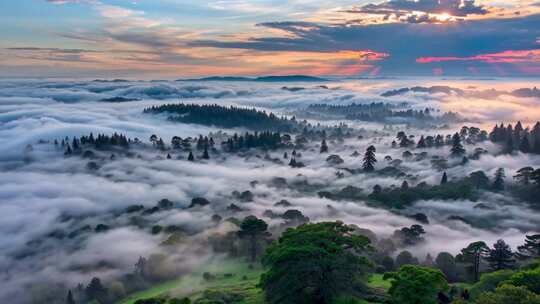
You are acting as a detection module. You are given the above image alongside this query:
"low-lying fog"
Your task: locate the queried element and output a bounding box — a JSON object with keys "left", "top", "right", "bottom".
{"left": 0, "top": 77, "right": 539, "bottom": 303}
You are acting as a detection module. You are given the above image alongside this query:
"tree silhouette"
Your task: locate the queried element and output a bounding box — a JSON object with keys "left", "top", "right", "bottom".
{"left": 66, "top": 290, "right": 75, "bottom": 304}
{"left": 460, "top": 241, "right": 489, "bottom": 282}
{"left": 493, "top": 168, "right": 506, "bottom": 191}
{"left": 517, "top": 234, "right": 540, "bottom": 260}
{"left": 450, "top": 133, "right": 465, "bottom": 157}
{"left": 237, "top": 216, "right": 269, "bottom": 262}
{"left": 440, "top": 172, "right": 448, "bottom": 185}
{"left": 362, "top": 145, "right": 377, "bottom": 172}
{"left": 514, "top": 167, "right": 534, "bottom": 185}
{"left": 320, "top": 139, "right": 328, "bottom": 153}
{"left": 486, "top": 239, "right": 515, "bottom": 271}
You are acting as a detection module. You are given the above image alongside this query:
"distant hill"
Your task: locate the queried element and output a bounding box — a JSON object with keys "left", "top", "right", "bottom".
{"left": 177, "top": 75, "right": 328, "bottom": 82}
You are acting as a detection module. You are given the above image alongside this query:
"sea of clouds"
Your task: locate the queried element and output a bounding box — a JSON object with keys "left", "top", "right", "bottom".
{"left": 0, "top": 78, "right": 539, "bottom": 303}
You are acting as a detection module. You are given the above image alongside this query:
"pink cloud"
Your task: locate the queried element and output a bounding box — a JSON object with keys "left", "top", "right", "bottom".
{"left": 416, "top": 49, "right": 540, "bottom": 64}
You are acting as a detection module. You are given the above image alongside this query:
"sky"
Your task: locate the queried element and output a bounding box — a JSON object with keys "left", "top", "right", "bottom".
{"left": 0, "top": 0, "right": 539, "bottom": 78}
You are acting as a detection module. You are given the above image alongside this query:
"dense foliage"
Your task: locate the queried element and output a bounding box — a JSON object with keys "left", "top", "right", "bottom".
{"left": 259, "top": 222, "right": 372, "bottom": 304}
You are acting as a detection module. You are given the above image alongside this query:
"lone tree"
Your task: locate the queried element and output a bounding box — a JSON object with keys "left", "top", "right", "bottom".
{"left": 514, "top": 167, "right": 534, "bottom": 186}
{"left": 187, "top": 151, "right": 194, "bottom": 161}
{"left": 493, "top": 168, "right": 506, "bottom": 191}
{"left": 202, "top": 146, "right": 210, "bottom": 160}
{"left": 237, "top": 216, "right": 269, "bottom": 262}
{"left": 450, "top": 133, "right": 466, "bottom": 157}
{"left": 383, "top": 265, "right": 448, "bottom": 304}
{"left": 362, "top": 145, "right": 377, "bottom": 172}
{"left": 320, "top": 139, "right": 328, "bottom": 153}
{"left": 66, "top": 290, "right": 75, "bottom": 304}
{"left": 517, "top": 234, "right": 540, "bottom": 260}
{"left": 486, "top": 239, "right": 515, "bottom": 271}
{"left": 440, "top": 172, "right": 448, "bottom": 185}
{"left": 260, "top": 221, "right": 372, "bottom": 304}
{"left": 460, "top": 241, "right": 489, "bottom": 282}
{"left": 85, "top": 277, "right": 108, "bottom": 304}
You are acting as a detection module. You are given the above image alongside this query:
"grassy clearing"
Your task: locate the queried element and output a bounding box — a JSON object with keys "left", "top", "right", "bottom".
{"left": 367, "top": 274, "right": 391, "bottom": 291}
{"left": 118, "top": 259, "right": 263, "bottom": 304}
{"left": 119, "top": 262, "right": 391, "bottom": 304}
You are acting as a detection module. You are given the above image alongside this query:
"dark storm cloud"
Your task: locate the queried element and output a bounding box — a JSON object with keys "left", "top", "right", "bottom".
{"left": 190, "top": 13, "right": 540, "bottom": 75}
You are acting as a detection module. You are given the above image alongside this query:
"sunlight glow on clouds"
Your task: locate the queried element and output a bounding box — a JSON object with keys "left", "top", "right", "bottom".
{"left": 0, "top": 0, "right": 538, "bottom": 77}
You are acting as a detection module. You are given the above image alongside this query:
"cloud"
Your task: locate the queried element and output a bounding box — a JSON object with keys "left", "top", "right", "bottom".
{"left": 190, "top": 13, "right": 540, "bottom": 76}
{"left": 416, "top": 49, "right": 540, "bottom": 63}
{"left": 0, "top": 78, "right": 540, "bottom": 302}
{"left": 348, "top": 0, "right": 489, "bottom": 17}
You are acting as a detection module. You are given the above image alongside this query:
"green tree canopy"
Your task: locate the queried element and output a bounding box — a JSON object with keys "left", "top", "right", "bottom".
{"left": 259, "top": 221, "right": 372, "bottom": 304}
{"left": 473, "top": 284, "right": 540, "bottom": 304}
{"left": 383, "top": 265, "right": 449, "bottom": 304}
{"left": 237, "top": 216, "right": 269, "bottom": 262}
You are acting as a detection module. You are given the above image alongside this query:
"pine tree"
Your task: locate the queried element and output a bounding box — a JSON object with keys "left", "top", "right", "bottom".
{"left": 401, "top": 180, "right": 409, "bottom": 190}
{"left": 513, "top": 167, "right": 534, "bottom": 185}
{"left": 289, "top": 158, "right": 297, "bottom": 167}
{"left": 492, "top": 168, "right": 505, "bottom": 191}
{"left": 440, "top": 172, "right": 448, "bottom": 185}
{"left": 64, "top": 145, "right": 73, "bottom": 155}
{"left": 187, "top": 151, "right": 194, "bottom": 161}
{"left": 417, "top": 136, "right": 426, "bottom": 148}
{"left": 435, "top": 135, "right": 444, "bottom": 147}
{"left": 517, "top": 234, "right": 540, "bottom": 260}
{"left": 362, "top": 145, "right": 377, "bottom": 172}
{"left": 66, "top": 290, "right": 75, "bottom": 304}
{"left": 85, "top": 277, "right": 107, "bottom": 303}
{"left": 486, "top": 239, "right": 515, "bottom": 271}
{"left": 450, "top": 132, "right": 465, "bottom": 157}
{"left": 320, "top": 139, "right": 328, "bottom": 153}
{"left": 519, "top": 136, "right": 531, "bottom": 153}
{"left": 460, "top": 241, "right": 489, "bottom": 282}
{"left": 202, "top": 147, "right": 210, "bottom": 159}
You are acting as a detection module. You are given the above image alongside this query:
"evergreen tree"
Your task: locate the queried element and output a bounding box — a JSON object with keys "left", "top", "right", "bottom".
{"left": 401, "top": 180, "right": 409, "bottom": 190}
{"left": 493, "top": 168, "right": 506, "bottom": 191}
{"left": 187, "top": 151, "right": 194, "bottom": 161}
{"left": 532, "top": 169, "right": 540, "bottom": 187}
{"left": 64, "top": 145, "right": 73, "bottom": 155}
{"left": 238, "top": 216, "right": 269, "bottom": 262}
{"left": 85, "top": 277, "right": 108, "bottom": 303}
{"left": 517, "top": 234, "right": 540, "bottom": 260}
{"left": 486, "top": 239, "right": 515, "bottom": 271}
{"left": 417, "top": 136, "right": 426, "bottom": 148}
{"left": 519, "top": 135, "right": 531, "bottom": 153}
{"left": 460, "top": 241, "right": 489, "bottom": 282}
{"left": 513, "top": 167, "right": 534, "bottom": 185}
{"left": 362, "top": 145, "right": 377, "bottom": 172}
{"left": 450, "top": 133, "right": 465, "bottom": 157}
{"left": 66, "top": 290, "right": 75, "bottom": 304}
{"left": 320, "top": 139, "right": 328, "bottom": 153}
{"left": 435, "top": 135, "right": 444, "bottom": 148}
{"left": 440, "top": 172, "right": 448, "bottom": 185}
{"left": 469, "top": 171, "right": 490, "bottom": 189}
{"left": 202, "top": 147, "right": 210, "bottom": 160}
{"left": 288, "top": 157, "right": 297, "bottom": 167}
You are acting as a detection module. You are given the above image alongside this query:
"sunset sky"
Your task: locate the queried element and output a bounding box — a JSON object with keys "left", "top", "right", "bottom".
{"left": 1, "top": 0, "right": 539, "bottom": 78}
